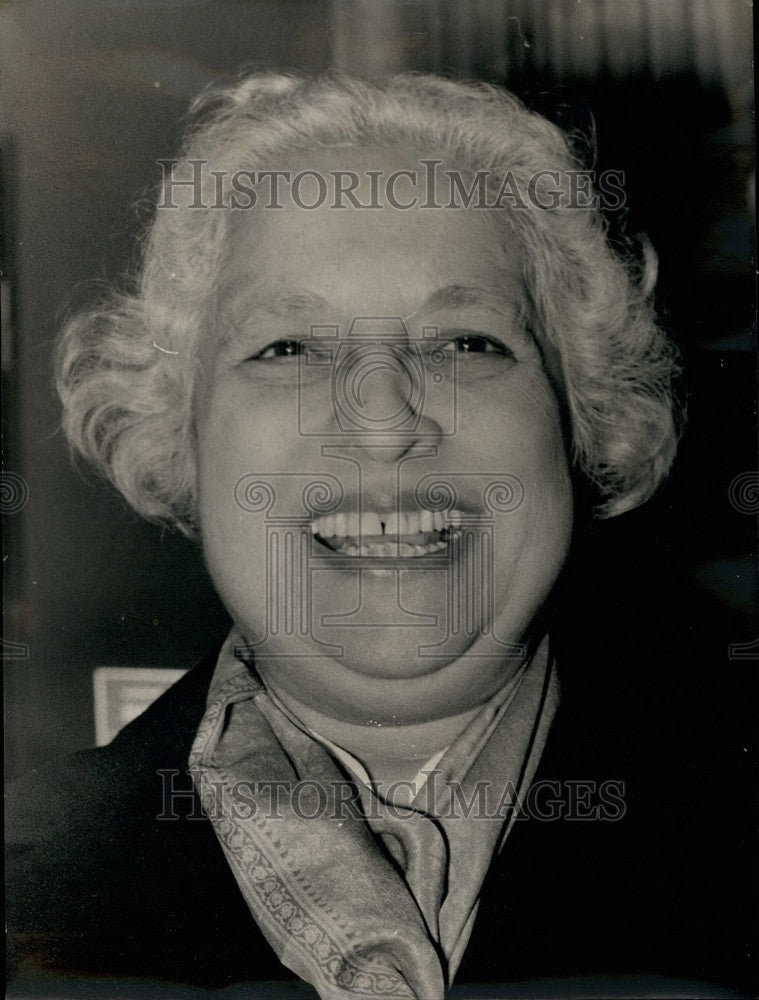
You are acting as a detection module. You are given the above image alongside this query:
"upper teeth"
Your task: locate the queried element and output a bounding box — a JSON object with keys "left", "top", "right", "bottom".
{"left": 311, "top": 510, "right": 464, "bottom": 538}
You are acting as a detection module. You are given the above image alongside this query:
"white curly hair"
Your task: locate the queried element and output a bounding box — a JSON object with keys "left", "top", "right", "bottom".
{"left": 56, "top": 72, "right": 681, "bottom": 534}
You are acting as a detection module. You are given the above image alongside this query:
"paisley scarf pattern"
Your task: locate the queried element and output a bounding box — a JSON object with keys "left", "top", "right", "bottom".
{"left": 190, "top": 634, "right": 558, "bottom": 998}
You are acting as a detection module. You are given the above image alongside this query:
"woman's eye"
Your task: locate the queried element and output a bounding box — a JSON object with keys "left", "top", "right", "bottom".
{"left": 249, "top": 339, "right": 302, "bottom": 361}
{"left": 450, "top": 334, "right": 515, "bottom": 358}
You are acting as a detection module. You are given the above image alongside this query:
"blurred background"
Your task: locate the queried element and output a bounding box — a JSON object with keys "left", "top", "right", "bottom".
{"left": 1, "top": 0, "right": 755, "bottom": 780}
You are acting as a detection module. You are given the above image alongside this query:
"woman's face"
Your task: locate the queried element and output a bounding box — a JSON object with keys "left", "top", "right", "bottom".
{"left": 195, "top": 147, "right": 573, "bottom": 724}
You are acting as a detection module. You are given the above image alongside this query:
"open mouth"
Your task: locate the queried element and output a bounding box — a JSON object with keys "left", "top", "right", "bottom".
{"left": 311, "top": 509, "right": 464, "bottom": 557}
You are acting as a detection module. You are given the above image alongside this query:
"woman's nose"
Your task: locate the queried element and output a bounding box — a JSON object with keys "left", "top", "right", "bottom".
{"left": 331, "top": 341, "right": 443, "bottom": 461}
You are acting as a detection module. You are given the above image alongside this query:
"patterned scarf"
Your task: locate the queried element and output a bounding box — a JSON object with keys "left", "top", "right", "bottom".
{"left": 190, "top": 633, "right": 558, "bottom": 999}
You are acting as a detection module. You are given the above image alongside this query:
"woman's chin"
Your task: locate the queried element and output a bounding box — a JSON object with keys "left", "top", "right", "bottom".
{"left": 256, "top": 627, "right": 478, "bottom": 681}
{"left": 336, "top": 631, "right": 472, "bottom": 680}
{"left": 251, "top": 624, "right": 530, "bottom": 726}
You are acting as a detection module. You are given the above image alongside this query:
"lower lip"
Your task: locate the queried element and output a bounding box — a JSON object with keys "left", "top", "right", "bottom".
{"left": 314, "top": 530, "right": 461, "bottom": 559}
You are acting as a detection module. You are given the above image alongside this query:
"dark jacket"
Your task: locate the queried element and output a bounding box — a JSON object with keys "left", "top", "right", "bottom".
{"left": 6, "top": 637, "right": 756, "bottom": 999}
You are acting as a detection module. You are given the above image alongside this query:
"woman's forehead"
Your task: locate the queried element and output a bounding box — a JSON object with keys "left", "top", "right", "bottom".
{"left": 219, "top": 190, "right": 525, "bottom": 321}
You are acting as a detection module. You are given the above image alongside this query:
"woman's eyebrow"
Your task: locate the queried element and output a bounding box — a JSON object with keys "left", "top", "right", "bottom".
{"left": 423, "top": 284, "right": 514, "bottom": 314}
{"left": 423, "top": 284, "right": 527, "bottom": 327}
{"left": 229, "top": 285, "right": 507, "bottom": 319}
{"left": 219, "top": 284, "right": 524, "bottom": 351}
{"left": 217, "top": 289, "right": 332, "bottom": 349}
{"left": 232, "top": 289, "right": 332, "bottom": 319}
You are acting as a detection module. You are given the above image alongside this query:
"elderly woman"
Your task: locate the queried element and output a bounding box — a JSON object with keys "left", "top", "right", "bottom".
{"left": 8, "top": 74, "right": 697, "bottom": 998}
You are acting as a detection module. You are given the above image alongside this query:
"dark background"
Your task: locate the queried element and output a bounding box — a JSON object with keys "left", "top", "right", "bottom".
{"left": 1, "top": 0, "right": 755, "bottom": 792}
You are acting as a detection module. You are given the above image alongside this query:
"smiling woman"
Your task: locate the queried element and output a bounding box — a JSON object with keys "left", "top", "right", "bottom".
{"left": 56, "top": 74, "right": 678, "bottom": 531}
{"left": 195, "top": 142, "right": 573, "bottom": 724}
{"left": 7, "top": 73, "right": 698, "bottom": 1000}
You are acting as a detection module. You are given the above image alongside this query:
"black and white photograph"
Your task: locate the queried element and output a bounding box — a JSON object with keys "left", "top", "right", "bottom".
{"left": 2, "top": 2, "right": 756, "bottom": 998}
